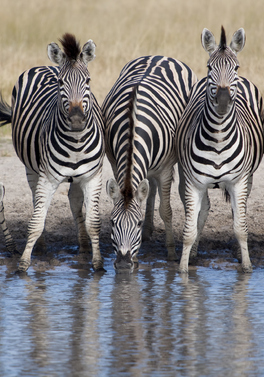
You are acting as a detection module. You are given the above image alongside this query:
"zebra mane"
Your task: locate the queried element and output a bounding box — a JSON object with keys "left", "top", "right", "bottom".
{"left": 121, "top": 86, "right": 137, "bottom": 208}
{"left": 219, "top": 26, "right": 227, "bottom": 50}
{"left": 59, "top": 33, "right": 81, "bottom": 61}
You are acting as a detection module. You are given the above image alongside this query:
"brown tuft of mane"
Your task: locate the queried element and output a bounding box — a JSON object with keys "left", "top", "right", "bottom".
{"left": 219, "top": 26, "right": 227, "bottom": 50}
{"left": 59, "top": 33, "right": 81, "bottom": 61}
{"left": 121, "top": 86, "right": 137, "bottom": 208}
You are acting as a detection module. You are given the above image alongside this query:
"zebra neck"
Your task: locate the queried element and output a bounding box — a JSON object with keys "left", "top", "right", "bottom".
{"left": 56, "top": 110, "right": 94, "bottom": 140}
{"left": 203, "top": 99, "right": 236, "bottom": 133}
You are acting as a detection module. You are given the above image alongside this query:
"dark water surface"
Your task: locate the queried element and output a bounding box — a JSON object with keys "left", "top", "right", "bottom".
{"left": 0, "top": 258, "right": 264, "bottom": 377}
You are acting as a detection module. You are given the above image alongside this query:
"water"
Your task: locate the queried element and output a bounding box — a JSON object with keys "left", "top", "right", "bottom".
{"left": 0, "top": 258, "right": 264, "bottom": 377}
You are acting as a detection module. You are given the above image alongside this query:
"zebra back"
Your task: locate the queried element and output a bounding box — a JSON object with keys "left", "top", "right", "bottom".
{"left": 103, "top": 55, "right": 198, "bottom": 192}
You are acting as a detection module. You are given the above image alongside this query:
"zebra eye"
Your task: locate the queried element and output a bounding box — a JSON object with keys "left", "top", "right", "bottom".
{"left": 86, "top": 78, "right": 90, "bottom": 84}
{"left": 207, "top": 64, "right": 212, "bottom": 71}
{"left": 138, "top": 220, "right": 143, "bottom": 228}
{"left": 111, "top": 219, "right": 115, "bottom": 227}
{"left": 234, "top": 65, "right": 239, "bottom": 71}
{"left": 58, "top": 79, "right": 64, "bottom": 87}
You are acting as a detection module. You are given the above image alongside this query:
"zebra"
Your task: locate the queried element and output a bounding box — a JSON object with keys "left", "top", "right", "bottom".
{"left": 0, "top": 182, "right": 17, "bottom": 254}
{"left": 0, "top": 33, "right": 105, "bottom": 272}
{"left": 102, "top": 55, "right": 197, "bottom": 272}
{"left": 176, "top": 27, "right": 264, "bottom": 273}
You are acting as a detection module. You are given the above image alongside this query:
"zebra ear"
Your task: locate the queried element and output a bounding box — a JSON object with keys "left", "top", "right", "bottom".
{"left": 47, "top": 42, "right": 66, "bottom": 66}
{"left": 80, "top": 40, "right": 96, "bottom": 65}
{"left": 201, "top": 28, "right": 217, "bottom": 56}
{"left": 135, "top": 179, "right": 149, "bottom": 205}
{"left": 230, "top": 28, "right": 246, "bottom": 54}
{"left": 106, "top": 178, "right": 120, "bottom": 204}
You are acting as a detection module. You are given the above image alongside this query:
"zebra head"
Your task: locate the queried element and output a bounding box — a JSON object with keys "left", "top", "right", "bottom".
{"left": 47, "top": 33, "right": 96, "bottom": 131}
{"left": 201, "top": 26, "right": 245, "bottom": 116}
{"left": 106, "top": 178, "right": 149, "bottom": 273}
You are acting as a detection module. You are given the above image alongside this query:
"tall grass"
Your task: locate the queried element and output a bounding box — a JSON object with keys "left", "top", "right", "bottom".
{"left": 0, "top": 0, "right": 263, "bottom": 137}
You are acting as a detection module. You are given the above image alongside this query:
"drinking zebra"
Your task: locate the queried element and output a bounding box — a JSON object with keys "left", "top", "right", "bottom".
{"left": 0, "top": 33, "right": 105, "bottom": 272}
{"left": 176, "top": 27, "right": 264, "bottom": 273}
{"left": 102, "top": 55, "right": 197, "bottom": 272}
{"left": 0, "top": 182, "right": 17, "bottom": 254}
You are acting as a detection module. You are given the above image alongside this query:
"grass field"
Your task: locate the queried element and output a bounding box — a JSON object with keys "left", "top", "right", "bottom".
{"left": 0, "top": 0, "right": 263, "bottom": 136}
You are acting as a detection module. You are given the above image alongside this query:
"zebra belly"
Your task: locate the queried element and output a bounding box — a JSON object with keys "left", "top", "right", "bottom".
{"left": 192, "top": 169, "right": 247, "bottom": 190}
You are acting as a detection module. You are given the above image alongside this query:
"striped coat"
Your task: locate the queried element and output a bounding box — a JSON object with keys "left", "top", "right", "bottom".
{"left": 176, "top": 27, "right": 264, "bottom": 273}
{"left": 0, "top": 34, "right": 105, "bottom": 272}
{"left": 103, "top": 55, "right": 197, "bottom": 272}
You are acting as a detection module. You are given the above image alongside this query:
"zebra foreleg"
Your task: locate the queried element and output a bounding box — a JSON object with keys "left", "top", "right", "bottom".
{"left": 178, "top": 165, "right": 210, "bottom": 259}
{"left": 82, "top": 169, "right": 104, "bottom": 271}
{"left": 68, "top": 183, "right": 90, "bottom": 253}
{"left": 227, "top": 179, "right": 252, "bottom": 273}
{"left": 18, "top": 173, "right": 57, "bottom": 272}
{"left": 179, "top": 184, "right": 203, "bottom": 273}
{"left": 26, "top": 168, "right": 46, "bottom": 253}
{"left": 142, "top": 177, "right": 157, "bottom": 242}
{"left": 190, "top": 190, "right": 210, "bottom": 258}
{"left": 157, "top": 167, "right": 176, "bottom": 261}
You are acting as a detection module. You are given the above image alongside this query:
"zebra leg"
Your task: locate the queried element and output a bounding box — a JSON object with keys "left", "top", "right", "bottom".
{"left": 0, "top": 183, "right": 17, "bottom": 254}
{"left": 227, "top": 178, "right": 252, "bottom": 273}
{"left": 190, "top": 190, "right": 210, "bottom": 258}
{"left": 18, "top": 173, "right": 57, "bottom": 272}
{"left": 178, "top": 165, "right": 210, "bottom": 259}
{"left": 26, "top": 168, "right": 46, "bottom": 252}
{"left": 82, "top": 169, "right": 104, "bottom": 271}
{"left": 179, "top": 183, "right": 204, "bottom": 273}
{"left": 68, "top": 183, "right": 90, "bottom": 253}
{"left": 142, "top": 177, "right": 157, "bottom": 241}
{"left": 157, "top": 166, "right": 176, "bottom": 260}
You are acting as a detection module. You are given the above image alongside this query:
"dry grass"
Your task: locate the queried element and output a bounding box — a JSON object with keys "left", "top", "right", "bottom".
{"left": 0, "top": 0, "right": 263, "bottom": 137}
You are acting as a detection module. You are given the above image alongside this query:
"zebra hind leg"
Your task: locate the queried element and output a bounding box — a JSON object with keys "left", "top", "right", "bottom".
{"left": 0, "top": 183, "right": 18, "bottom": 255}
{"left": 68, "top": 183, "right": 90, "bottom": 254}
{"left": 228, "top": 179, "right": 252, "bottom": 272}
{"left": 82, "top": 170, "right": 105, "bottom": 272}
{"left": 142, "top": 177, "right": 157, "bottom": 242}
{"left": 157, "top": 167, "right": 176, "bottom": 261}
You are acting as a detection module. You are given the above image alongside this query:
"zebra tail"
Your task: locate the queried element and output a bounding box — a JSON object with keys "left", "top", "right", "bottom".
{"left": 121, "top": 86, "right": 138, "bottom": 207}
{"left": 224, "top": 189, "right": 230, "bottom": 202}
{"left": 0, "top": 92, "right": 12, "bottom": 126}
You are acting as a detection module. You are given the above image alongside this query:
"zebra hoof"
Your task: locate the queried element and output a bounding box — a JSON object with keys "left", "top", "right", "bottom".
{"left": 242, "top": 263, "right": 253, "bottom": 273}
{"left": 92, "top": 259, "right": 106, "bottom": 272}
{"left": 190, "top": 251, "right": 198, "bottom": 259}
{"left": 17, "top": 259, "right": 30, "bottom": 273}
{"left": 178, "top": 264, "right": 189, "bottom": 274}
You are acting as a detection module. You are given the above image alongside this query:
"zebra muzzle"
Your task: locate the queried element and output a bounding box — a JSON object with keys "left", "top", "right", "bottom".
{"left": 214, "top": 87, "right": 232, "bottom": 115}
{"left": 114, "top": 251, "right": 134, "bottom": 273}
{"left": 68, "top": 105, "right": 86, "bottom": 131}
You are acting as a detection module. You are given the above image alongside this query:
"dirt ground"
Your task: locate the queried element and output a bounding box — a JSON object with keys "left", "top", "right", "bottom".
{"left": 0, "top": 137, "right": 264, "bottom": 273}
